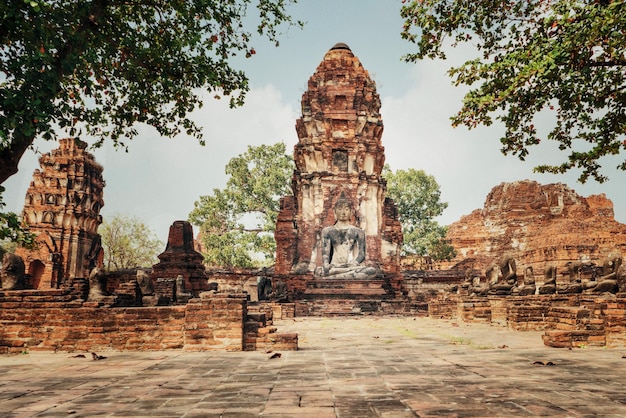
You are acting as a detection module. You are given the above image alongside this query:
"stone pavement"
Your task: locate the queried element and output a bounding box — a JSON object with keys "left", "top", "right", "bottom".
{"left": 1, "top": 316, "right": 626, "bottom": 417}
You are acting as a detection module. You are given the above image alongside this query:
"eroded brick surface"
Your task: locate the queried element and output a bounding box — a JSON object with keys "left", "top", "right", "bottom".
{"left": 15, "top": 138, "right": 104, "bottom": 289}
{"left": 0, "top": 291, "right": 248, "bottom": 352}
{"left": 444, "top": 180, "right": 626, "bottom": 275}
{"left": 275, "top": 43, "right": 402, "bottom": 276}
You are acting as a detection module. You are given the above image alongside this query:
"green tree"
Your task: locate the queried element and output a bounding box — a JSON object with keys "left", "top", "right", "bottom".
{"left": 0, "top": 0, "right": 300, "bottom": 247}
{"left": 0, "top": 186, "right": 35, "bottom": 249}
{"left": 401, "top": 0, "right": 626, "bottom": 183}
{"left": 99, "top": 214, "right": 164, "bottom": 271}
{"left": 0, "top": 0, "right": 301, "bottom": 184}
{"left": 0, "top": 238, "right": 17, "bottom": 261}
{"left": 0, "top": 211, "right": 35, "bottom": 249}
{"left": 189, "top": 142, "right": 293, "bottom": 268}
{"left": 383, "top": 166, "right": 455, "bottom": 261}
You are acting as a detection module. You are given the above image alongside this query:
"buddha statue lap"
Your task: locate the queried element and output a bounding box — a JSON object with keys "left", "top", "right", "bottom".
{"left": 316, "top": 197, "right": 380, "bottom": 279}
{"left": 488, "top": 256, "right": 516, "bottom": 295}
{"left": 513, "top": 266, "right": 536, "bottom": 296}
{"left": 590, "top": 255, "right": 622, "bottom": 293}
{"left": 538, "top": 264, "right": 557, "bottom": 295}
{"left": 557, "top": 261, "right": 583, "bottom": 294}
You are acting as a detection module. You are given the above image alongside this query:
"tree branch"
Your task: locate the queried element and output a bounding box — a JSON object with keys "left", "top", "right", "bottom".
{"left": 0, "top": 134, "right": 34, "bottom": 184}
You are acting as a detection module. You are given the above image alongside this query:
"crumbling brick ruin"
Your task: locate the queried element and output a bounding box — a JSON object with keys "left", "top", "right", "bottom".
{"left": 4, "top": 45, "right": 626, "bottom": 352}
{"left": 444, "top": 180, "right": 626, "bottom": 274}
{"left": 424, "top": 180, "right": 626, "bottom": 348}
{"left": 0, "top": 141, "right": 296, "bottom": 353}
{"left": 275, "top": 43, "right": 403, "bottom": 277}
{"left": 15, "top": 138, "right": 105, "bottom": 289}
{"left": 151, "top": 220, "right": 209, "bottom": 302}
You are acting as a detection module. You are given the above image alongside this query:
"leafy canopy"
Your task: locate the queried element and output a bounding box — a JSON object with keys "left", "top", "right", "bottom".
{"left": 99, "top": 214, "right": 164, "bottom": 271}
{"left": 0, "top": 0, "right": 301, "bottom": 184}
{"left": 189, "top": 142, "right": 294, "bottom": 268}
{"left": 0, "top": 186, "right": 36, "bottom": 249}
{"left": 401, "top": 0, "right": 626, "bottom": 183}
{"left": 0, "top": 0, "right": 299, "bottom": 247}
{"left": 383, "top": 166, "right": 455, "bottom": 261}
{"left": 189, "top": 145, "right": 456, "bottom": 267}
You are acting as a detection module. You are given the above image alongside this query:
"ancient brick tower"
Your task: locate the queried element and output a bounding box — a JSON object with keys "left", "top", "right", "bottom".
{"left": 151, "top": 220, "right": 209, "bottom": 296}
{"left": 16, "top": 138, "right": 105, "bottom": 289}
{"left": 275, "top": 43, "right": 403, "bottom": 276}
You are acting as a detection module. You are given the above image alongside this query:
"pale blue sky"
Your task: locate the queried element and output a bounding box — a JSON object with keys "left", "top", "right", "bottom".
{"left": 4, "top": 1, "right": 626, "bottom": 242}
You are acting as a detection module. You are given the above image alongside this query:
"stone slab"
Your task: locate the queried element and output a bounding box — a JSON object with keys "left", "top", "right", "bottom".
{"left": 303, "top": 279, "right": 390, "bottom": 301}
{"left": 1, "top": 317, "right": 626, "bottom": 417}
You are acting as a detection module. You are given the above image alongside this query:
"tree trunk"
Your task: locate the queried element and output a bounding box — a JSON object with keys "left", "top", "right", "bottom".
{"left": 0, "top": 134, "right": 35, "bottom": 185}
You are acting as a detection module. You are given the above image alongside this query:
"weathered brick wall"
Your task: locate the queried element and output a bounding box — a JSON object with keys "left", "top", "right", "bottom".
{"left": 183, "top": 293, "right": 246, "bottom": 351}
{"left": 427, "top": 293, "right": 626, "bottom": 348}
{"left": 270, "top": 302, "right": 295, "bottom": 319}
{"left": 428, "top": 294, "right": 461, "bottom": 319}
{"left": 0, "top": 291, "right": 246, "bottom": 353}
{"left": 604, "top": 299, "right": 626, "bottom": 347}
{"left": 274, "top": 196, "right": 297, "bottom": 275}
{"left": 508, "top": 303, "right": 551, "bottom": 331}
{"left": 542, "top": 297, "right": 626, "bottom": 348}
{"left": 205, "top": 268, "right": 259, "bottom": 296}
{"left": 403, "top": 270, "right": 465, "bottom": 301}
{"left": 459, "top": 298, "right": 491, "bottom": 322}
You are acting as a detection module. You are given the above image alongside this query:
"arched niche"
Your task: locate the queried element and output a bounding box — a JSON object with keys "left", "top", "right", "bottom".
{"left": 29, "top": 260, "right": 45, "bottom": 290}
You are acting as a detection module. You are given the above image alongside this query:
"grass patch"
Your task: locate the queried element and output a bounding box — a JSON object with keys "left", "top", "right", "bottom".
{"left": 394, "top": 326, "right": 419, "bottom": 339}
{"left": 444, "top": 335, "right": 494, "bottom": 350}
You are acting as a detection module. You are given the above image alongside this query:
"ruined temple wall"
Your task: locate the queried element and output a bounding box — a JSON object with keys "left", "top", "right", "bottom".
{"left": 205, "top": 268, "right": 261, "bottom": 298}
{"left": 16, "top": 138, "right": 105, "bottom": 288}
{"left": 274, "top": 43, "right": 402, "bottom": 275}
{"left": 444, "top": 181, "right": 626, "bottom": 275}
{"left": 0, "top": 292, "right": 247, "bottom": 352}
{"left": 426, "top": 293, "right": 626, "bottom": 348}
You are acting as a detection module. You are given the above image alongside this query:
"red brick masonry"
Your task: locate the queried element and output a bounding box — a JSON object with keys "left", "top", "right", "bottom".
{"left": 0, "top": 290, "right": 296, "bottom": 353}
{"left": 428, "top": 293, "right": 626, "bottom": 348}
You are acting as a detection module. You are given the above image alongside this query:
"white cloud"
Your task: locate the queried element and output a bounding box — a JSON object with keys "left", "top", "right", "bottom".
{"left": 4, "top": 85, "right": 299, "bottom": 243}
{"left": 381, "top": 59, "right": 626, "bottom": 226}
{"left": 4, "top": 2, "right": 626, "bottom": 245}
{"left": 98, "top": 85, "right": 299, "bottom": 241}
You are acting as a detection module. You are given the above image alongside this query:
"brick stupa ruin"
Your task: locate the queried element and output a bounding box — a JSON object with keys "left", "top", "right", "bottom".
{"left": 15, "top": 138, "right": 105, "bottom": 289}
{"left": 275, "top": 43, "right": 403, "bottom": 281}
{"left": 151, "top": 220, "right": 209, "bottom": 299}
{"left": 3, "top": 41, "right": 626, "bottom": 351}
{"left": 0, "top": 140, "right": 294, "bottom": 352}
{"left": 445, "top": 180, "right": 626, "bottom": 275}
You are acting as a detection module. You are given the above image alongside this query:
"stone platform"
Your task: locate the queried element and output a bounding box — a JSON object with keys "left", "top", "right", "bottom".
{"left": 297, "top": 278, "right": 395, "bottom": 316}
{"left": 2, "top": 316, "right": 626, "bottom": 417}
{"left": 303, "top": 279, "right": 390, "bottom": 299}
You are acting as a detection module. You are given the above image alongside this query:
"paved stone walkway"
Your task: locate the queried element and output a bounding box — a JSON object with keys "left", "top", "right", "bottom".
{"left": 1, "top": 316, "right": 626, "bottom": 417}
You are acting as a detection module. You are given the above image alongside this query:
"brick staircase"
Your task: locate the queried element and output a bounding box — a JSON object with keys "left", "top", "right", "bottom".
{"left": 290, "top": 277, "right": 395, "bottom": 316}
{"left": 243, "top": 311, "right": 298, "bottom": 352}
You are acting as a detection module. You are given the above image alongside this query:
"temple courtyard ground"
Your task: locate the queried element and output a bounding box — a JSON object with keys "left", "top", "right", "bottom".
{"left": 1, "top": 316, "right": 626, "bottom": 417}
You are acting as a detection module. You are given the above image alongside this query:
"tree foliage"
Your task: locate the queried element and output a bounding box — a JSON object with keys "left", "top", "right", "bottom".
{"left": 0, "top": 186, "right": 36, "bottom": 249}
{"left": 0, "top": 0, "right": 301, "bottom": 184}
{"left": 0, "top": 211, "right": 35, "bottom": 247}
{"left": 401, "top": 0, "right": 626, "bottom": 183}
{"left": 189, "top": 142, "right": 293, "bottom": 268}
{"left": 383, "top": 166, "right": 456, "bottom": 261}
{"left": 99, "top": 214, "right": 164, "bottom": 271}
